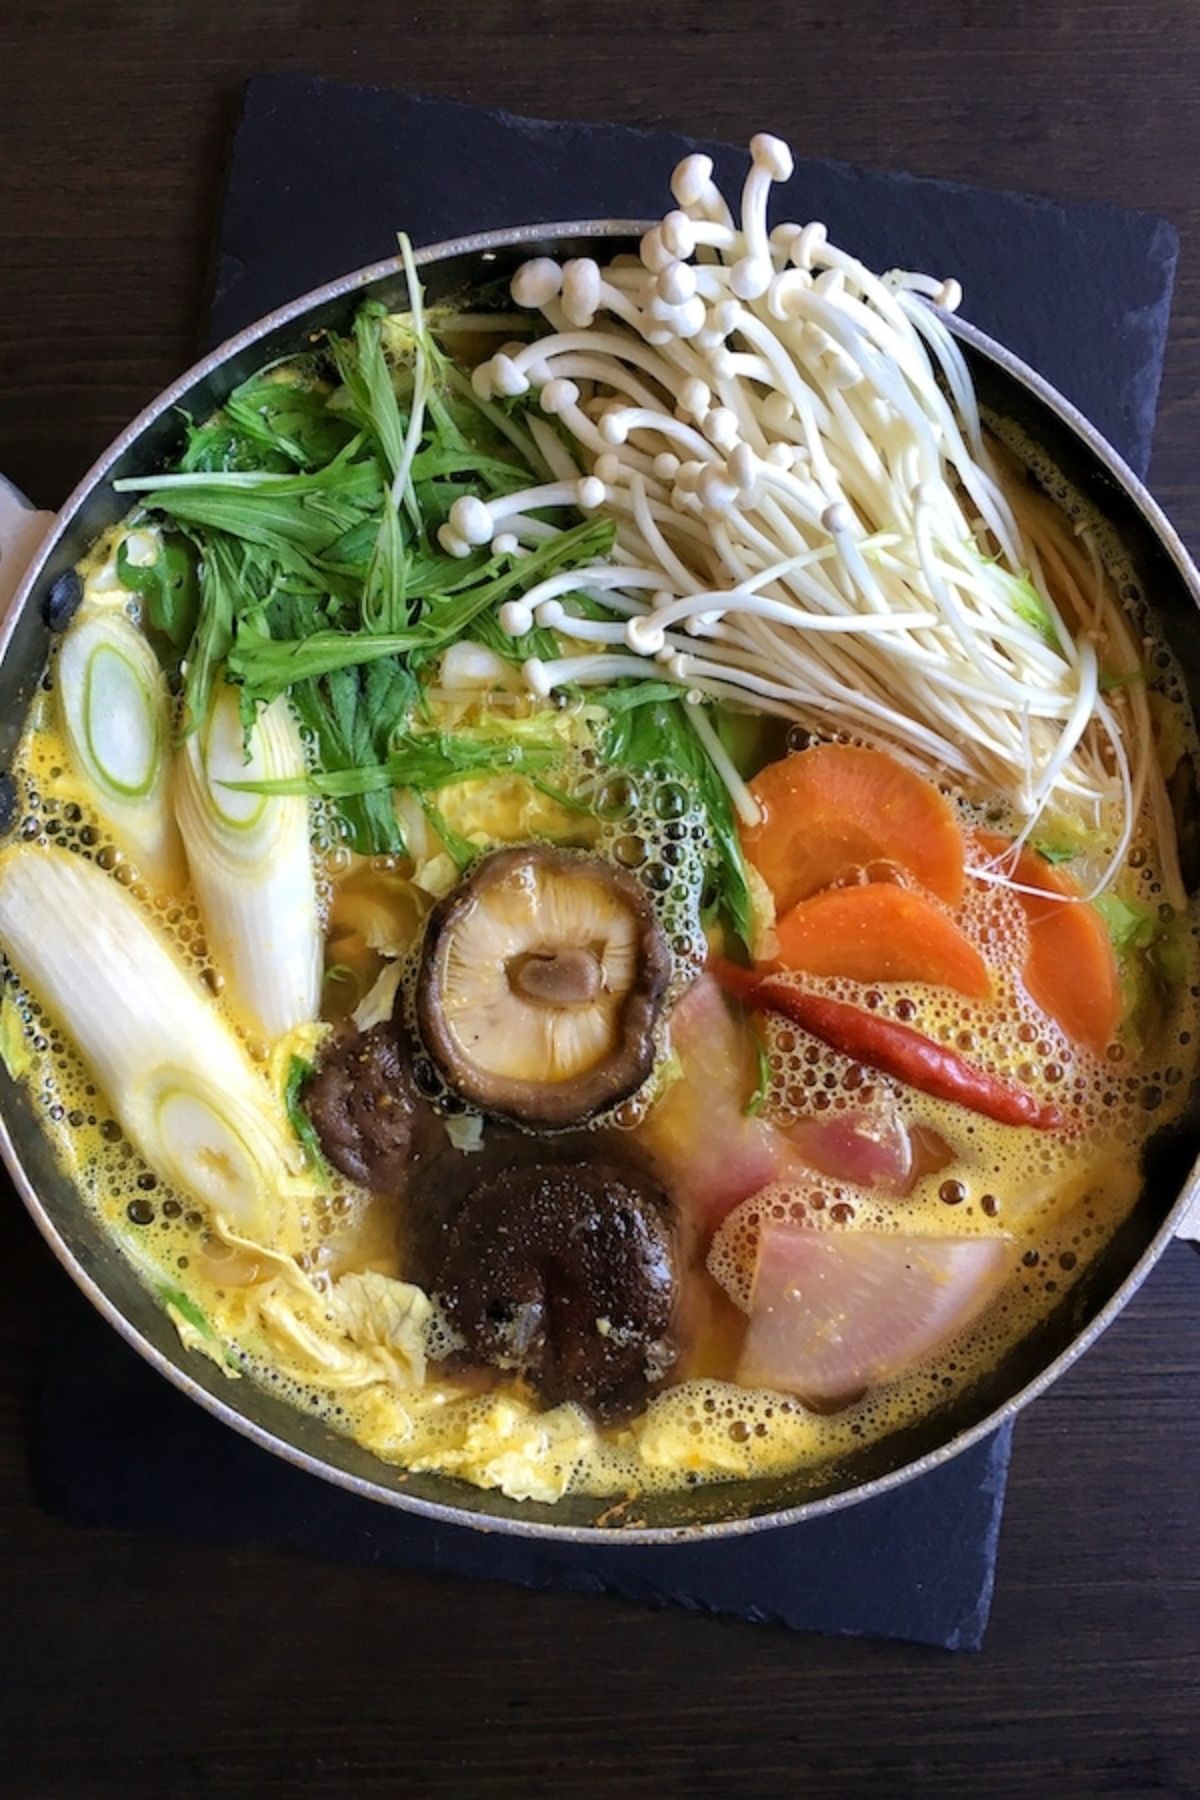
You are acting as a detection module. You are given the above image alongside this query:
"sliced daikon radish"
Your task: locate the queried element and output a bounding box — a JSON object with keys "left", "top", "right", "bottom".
{"left": 782, "top": 1107, "right": 917, "bottom": 1195}
{"left": 737, "top": 1224, "right": 1009, "bottom": 1406}
{"left": 639, "top": 974, "right": 786, "bottom": 1229}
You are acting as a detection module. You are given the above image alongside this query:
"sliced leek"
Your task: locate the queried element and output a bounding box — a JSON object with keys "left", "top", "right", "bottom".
{"left": 0, "top": 847, "right": 307, "bottom": 1248}
{"left": 57, "top": 604, "right": 185, "bottom": 892}
{"left": 175, "top": 680, "right": 320, "bottom": 1046}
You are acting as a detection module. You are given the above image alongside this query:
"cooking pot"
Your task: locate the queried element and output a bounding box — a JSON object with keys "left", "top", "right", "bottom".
{"left": 1, "top": 223, "right": 1198, "bottom": 1541}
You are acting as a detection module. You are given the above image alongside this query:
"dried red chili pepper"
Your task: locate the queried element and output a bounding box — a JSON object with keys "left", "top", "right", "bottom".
{"left": 708, "top": 957, "right": 1064, "bottom": 1132}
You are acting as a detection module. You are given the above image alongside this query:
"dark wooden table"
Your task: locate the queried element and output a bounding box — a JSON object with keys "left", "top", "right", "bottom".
{"left": 2, "top": 5, "right": 1199, "bottom": 1793}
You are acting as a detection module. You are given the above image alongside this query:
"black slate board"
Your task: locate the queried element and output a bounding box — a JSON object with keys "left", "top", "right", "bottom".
{"left": 210, "top": 77, "right": 1178, "bottom": 478}
{"left": 36, "top": 1273, "right": 1012, "bottom": 1650}
{"left": 34, "top": 75, "right": 1178, "bottom": 1651}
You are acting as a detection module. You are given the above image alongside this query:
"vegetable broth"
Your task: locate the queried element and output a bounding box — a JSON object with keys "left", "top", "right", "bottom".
{"left": 5, "top": 548, "right": 1196, "bottom": 1499}
{"left": 2, "top": 152, "right": 1198, "bottom": 1504}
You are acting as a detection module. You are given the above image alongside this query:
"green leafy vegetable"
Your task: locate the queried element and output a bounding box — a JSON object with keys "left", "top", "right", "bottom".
{"left": 363, "top": 495, "right": 409, "bottom": 635}
{"left": 470, "top": 604, "right": 560, "bottom": 666}
{"left": 416, "top": 794, "right": 476, "bottom": 870}
{"left": 289, "top": 658, "right": 417, "bottom": 855}
{"left": 160, "top": 1284, "right": 219, "bottom": 1341}
{"left": 1094, "top": 891, "right": 1190, "bottom": 1045}
{"left": 175, "top": 361, "right": 353, "bottom": 475}
{"left": 587, "top": 679, "right": 686, "bottom": 716}
{"left": 714, "top": 707, "right": 779, "bottom": 780}
{"left": 1094, "top": 891, "right": 1187, "bottom": 987}
{"left": 1029, "top": 840, "right": 1080, "bottom": 866}
{"left": 746, "top": 1026, "right": 772, "bottom": 1118}
{"left": 284, "top": 1054, "right": 332, "bottom": 1177}
{"left": 224, "top": 367, "right": 355, "bottom": 469}
{"left": 1007, "top": 571, "right": 1060, "bottom": 648}
{"left": 1094, "top": 892, "right": 1159, "bottom": 956}
{"left": 602, "top": 693, "right": 754, "bottom": 948}
{"left": 125, "top": 450, "right": 385, "bottom": 591}
{"left": 227, "top": 518, "right": 615, "bottom": 700}
{"left": 117, "top": 536, "right": 200, "bottom": 658}
{"left": 226, "top": 728, "right": 560, "bottom": 805}
{"left": 160, "top": 1284, "right": 242, "bottom": 1372}
{"left": 178, "top": 419, "right": 287, "bottom": 475}
{"left": 181, "top": 535, "right": 239, "bottom": 735}
{"left": 334, "top": 305, "right": 408, "bottom": 482}
{"left": 0, "top": 992, "right": 32, "bottom": 1081}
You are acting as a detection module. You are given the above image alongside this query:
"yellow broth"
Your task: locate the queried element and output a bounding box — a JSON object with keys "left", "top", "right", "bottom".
{"left": 3, "top": 491, "right": 1196, "bottom": 1503}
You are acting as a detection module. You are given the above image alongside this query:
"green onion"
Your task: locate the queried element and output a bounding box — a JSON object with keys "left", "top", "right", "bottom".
{"left": 0, "top": 847, "right": 307, "bottom": 1247}
{"left": 175, "top": 681, "right": 320, "bottom": 1044}
{"left": 57, "top": 605, "right": 185, "bottom": 892}
{"left": 283, "top": 1054, "right": 332, "bottom": 1176}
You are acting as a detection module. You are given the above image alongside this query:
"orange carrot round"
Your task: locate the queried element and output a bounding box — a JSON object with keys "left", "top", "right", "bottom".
{"left": 974, "top": 833, "right": 1120, "bottom": 1056}
{"left": 773, "top": 882, "right": 991, "bottom": 997}
{"left": 743, "top": 744, "right": 966, "bottom": 915}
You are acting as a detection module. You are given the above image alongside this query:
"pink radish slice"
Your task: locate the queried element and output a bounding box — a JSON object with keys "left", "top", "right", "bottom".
{"left": 782, "top": 1107, "right": 915, "bottom": 1195}
{"left": 737, "top": 1224, "right": 1009, "bottom": 1407}
{"left": 640, "top": 974, "right": 787, "bottom": 1229}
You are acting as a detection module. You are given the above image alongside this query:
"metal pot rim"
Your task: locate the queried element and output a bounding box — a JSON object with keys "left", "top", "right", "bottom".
{"left": 4, "top": 220, "right": 1199, "bottom": 1544}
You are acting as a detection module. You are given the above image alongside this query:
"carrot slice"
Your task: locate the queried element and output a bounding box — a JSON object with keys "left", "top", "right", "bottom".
{"left": 743, "top": 744, "right": 966, "bottom": 914}
{"left": 773, "top": 883, "right": 991, "bottom": 996}
{"left": 974, "top": 833, "right": 1120, "bottom": 1055}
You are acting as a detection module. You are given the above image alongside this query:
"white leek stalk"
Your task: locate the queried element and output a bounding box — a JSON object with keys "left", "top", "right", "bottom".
{"left": 175, "top": 681, "right": 320, "bottom": 1046}
{"left": 0, "top": 847, "right": 307, "bottom": 1248}
{"left": 57, "top": 604, "right": 185, "bottom": 892}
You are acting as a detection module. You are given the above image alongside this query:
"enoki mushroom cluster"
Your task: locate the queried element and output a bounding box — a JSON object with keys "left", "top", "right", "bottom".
{"left": 444, "top": 134, "right": 1151, "bottom": 897}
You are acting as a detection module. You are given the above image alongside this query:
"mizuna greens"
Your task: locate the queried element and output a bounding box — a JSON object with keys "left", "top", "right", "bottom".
{"left": 108, "top": 285, "right": 757, "bottom": 935}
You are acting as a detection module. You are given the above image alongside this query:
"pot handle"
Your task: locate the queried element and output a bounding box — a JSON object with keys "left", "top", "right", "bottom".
{"left": 0, "top": 477, "right": 55, "bottom": 622}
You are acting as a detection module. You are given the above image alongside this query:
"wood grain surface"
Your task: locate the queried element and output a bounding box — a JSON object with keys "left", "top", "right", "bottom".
{"left": 1, "top": 4, "right": 1198, "bottom": 1794}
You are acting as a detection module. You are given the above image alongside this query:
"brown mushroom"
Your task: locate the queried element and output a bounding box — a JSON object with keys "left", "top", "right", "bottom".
{"left": 418, "top": 1151, "right": 680, "bottom": 1422}
{"left": 302, "top": 1023, "right": 436, "bottom": 1192}
{"left": 415, "top": 845, "right": 671, "bottom": 1127}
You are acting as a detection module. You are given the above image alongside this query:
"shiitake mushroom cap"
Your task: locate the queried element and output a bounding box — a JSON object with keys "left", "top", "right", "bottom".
{"left": 302, "top": 1022, "right": 439, "bottom": 1191}
{"left": 412, "top": 1146, "right": 680, "bottom": 1422}
{"left": 415, "top": 844, "right": 671, "bottom": 1128}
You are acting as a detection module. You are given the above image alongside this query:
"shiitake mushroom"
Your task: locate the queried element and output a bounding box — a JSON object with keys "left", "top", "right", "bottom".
{"left": 411, "top": 1146, "right": 680, "bottom": 1422}
{"left": 415, "top": 844, "right": 671, "bottom": 1129}
{"left": 302, "top": 1023, "right": 437, "bottom": 1192}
